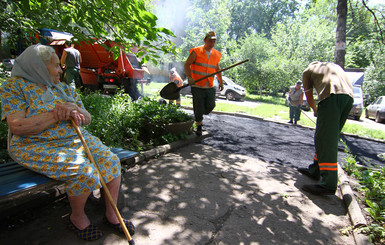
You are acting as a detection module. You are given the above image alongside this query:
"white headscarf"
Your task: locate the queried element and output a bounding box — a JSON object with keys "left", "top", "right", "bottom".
{"left": 11, "top": 44, "right": 75, "bottom": 103}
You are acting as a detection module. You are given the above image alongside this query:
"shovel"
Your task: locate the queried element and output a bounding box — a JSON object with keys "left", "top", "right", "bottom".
{"left": 160, "top": 59, "right": 249, "bottom": 100}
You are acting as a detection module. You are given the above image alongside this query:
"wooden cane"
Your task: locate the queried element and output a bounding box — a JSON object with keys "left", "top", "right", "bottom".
{"left": 71, "top": 119, "right": 134, "bottom": 244}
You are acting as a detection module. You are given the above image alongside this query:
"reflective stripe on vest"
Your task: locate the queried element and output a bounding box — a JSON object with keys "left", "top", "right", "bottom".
{"left": 190, "top": 46, "right": 221, "bottom": 87}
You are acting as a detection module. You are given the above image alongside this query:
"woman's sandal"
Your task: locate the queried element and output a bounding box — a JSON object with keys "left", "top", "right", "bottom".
{"left": 68, "top": 219, "right": 103, "bottom": 241}
{"left": 104, "top": 217, "right": 135, "bottom": 236}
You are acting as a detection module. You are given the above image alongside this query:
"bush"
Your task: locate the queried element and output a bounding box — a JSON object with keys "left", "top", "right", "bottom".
{"left": 81, "top": 92, "right": 194, "bottom": 151}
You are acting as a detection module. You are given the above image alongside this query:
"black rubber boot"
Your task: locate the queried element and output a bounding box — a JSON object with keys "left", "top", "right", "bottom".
{"left": 196, "top": 125, "right": 202, "bottom": 136}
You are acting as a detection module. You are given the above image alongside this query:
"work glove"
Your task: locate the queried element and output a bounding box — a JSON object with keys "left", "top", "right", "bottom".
{"left": 188, "top": 76, "right": 195, "bottom": 86}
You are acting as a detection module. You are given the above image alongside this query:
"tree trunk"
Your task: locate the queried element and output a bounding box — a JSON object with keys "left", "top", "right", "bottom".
{"left": 335, "top": 0, "right": 347, "bottom": 69}
{"left": 0, "top": 30, "right": 2, "bottom": 60}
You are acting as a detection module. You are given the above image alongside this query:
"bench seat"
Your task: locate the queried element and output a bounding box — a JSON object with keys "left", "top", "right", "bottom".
{"left": 0, "top": 147, "right": 137, "bottom": 216}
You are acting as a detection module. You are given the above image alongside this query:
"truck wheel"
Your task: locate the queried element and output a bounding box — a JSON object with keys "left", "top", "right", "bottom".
{"left": 226, "top": 91, "right": 235, "bottom": 100}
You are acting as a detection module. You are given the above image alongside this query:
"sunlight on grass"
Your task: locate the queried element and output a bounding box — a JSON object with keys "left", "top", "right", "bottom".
{"left": 245, "top": 94, "right": 287, "bottom": 106}
{"left": 343, "top": 123, "right": 385, "bottom": 140}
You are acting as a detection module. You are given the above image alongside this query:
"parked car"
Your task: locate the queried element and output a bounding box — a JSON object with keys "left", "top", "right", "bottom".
{"left": 180, "top": 76, "right": 246, "bottom": 101}
{"left": 1, "top": 59, "right": 14, "bottom": 70}
{"left": 365, "top": 96, "right": 385, "bottom": 123}
{"left": 214, "top": 76, "right": 246, "bottom": 100}
{"left": 349, "top": 85, "right": 364, "bottom": 120}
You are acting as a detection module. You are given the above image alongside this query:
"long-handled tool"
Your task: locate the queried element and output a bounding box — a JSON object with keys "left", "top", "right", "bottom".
{"left": 160, "top": 59, "right": 249, "bottom": 100}
{"left": 71, "top": 119, "right": 134, "bottom": 245}
{"left": 300, "top": 108, "right": 316, "bottom": 125}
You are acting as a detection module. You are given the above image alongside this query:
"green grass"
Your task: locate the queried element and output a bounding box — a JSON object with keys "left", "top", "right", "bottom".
{"left": 343, "top": 123, "right": 385, "bottom": 140}
{"left": 245, "top": 94, "right": 287, "bottom": 106}
{"left": 141, "top": 81, "right": 168, "bottom": 98}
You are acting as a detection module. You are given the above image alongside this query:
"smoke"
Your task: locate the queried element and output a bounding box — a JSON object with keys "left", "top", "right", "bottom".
{"left": 153, "top": 0, "right": 190, "bottom": 43}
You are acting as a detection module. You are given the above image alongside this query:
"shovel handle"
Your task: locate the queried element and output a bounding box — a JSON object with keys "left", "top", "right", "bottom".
{"left": 178, "top": 59, "right": 249, "bottom": 91}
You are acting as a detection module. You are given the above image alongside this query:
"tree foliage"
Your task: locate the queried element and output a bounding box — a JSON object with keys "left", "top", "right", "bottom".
{"left": 2, "top": 0, "right": 384, "bottom": 97}
{"left": 228, "top": 0, "right": 299, "bottom": 40}
{"left": 0, "top": 0, "right": 176, "bottom": 62}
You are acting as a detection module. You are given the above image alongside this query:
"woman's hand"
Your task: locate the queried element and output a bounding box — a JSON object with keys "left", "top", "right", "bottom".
{"left": 52, "top": 103, "right": 78, "bottom": 121}
{"left": 52, "top": 102, "right": 85, "bottom": 125}
{"left": 70, "top": 109, "right": 86, "bottom": 126}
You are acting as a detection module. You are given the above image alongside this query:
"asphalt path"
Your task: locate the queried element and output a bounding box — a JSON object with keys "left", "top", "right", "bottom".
{"left": 197, "top": 112, "right": 385, "bottom": 170}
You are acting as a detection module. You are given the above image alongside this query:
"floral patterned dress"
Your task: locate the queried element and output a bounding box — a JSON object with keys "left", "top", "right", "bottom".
{"left": 0, "top": 77, "right": 121, "bottom": 196}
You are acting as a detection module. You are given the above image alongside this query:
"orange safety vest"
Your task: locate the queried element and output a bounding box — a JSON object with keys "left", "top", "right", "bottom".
{"left": 169, "top": 73, "right": 183, "bottom": 87}
{"left": 189, "top": 46, "right": 221, "bottom": 87}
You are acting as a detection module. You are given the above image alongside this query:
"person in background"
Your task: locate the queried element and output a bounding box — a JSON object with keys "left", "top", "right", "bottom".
{"left": 288, "top": 80, "right": 304, "bottom": 124}
{"left": 298, "top": 61, "right": 353, "bottom": 196}
{"left": 0, "top": 44, "right": 135, "bottom": 241}
{"left": 184, "top": 31, "right": 224, "bottom": 136}
{"left": 61, "top": 40, "right": 82, "bottom": 89}
{"left": 168, "top": 67, "right": 183, "bottom": 107}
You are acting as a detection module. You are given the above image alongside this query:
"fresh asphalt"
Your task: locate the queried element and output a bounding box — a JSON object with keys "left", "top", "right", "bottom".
{"left": 200, "top": 111, "right": 385, "bottom": 170}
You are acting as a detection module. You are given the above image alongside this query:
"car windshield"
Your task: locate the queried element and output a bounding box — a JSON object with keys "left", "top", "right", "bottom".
{"left": 353, "top": 87, "right": 362, "bottom": 97}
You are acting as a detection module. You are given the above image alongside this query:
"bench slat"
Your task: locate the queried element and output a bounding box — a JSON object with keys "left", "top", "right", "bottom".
{"left": 0, "top": 148, "right": 137, "bottom": 198}
{"left": 0, "top": 170, "right": 52, "bottom": 196}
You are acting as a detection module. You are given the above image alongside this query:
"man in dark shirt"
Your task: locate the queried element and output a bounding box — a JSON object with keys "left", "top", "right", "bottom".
{"left": 61, "top": 40, "right": 82, "bottom": 89}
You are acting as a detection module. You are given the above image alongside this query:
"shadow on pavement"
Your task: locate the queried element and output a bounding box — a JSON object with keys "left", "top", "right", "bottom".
{"left": 120, "top": 143, "right": 353, "bottom": 245}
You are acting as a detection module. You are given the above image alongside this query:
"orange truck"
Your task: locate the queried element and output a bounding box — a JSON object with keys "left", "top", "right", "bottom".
{"left": 38, "top": 28, "right": 146, "bottom": 100}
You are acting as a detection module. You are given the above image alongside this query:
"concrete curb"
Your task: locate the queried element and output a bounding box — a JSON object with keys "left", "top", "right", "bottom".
{"left": 338, "top": 165, "right": 371, "bottom": 245}
{"left": 133, "top": 131, "right": 211, "bottom": 165}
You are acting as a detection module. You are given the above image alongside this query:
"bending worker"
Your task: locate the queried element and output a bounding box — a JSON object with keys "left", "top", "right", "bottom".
{"left": 299, "top": 61, "right": 353, "bottom": 196}
{"left": 168, "top": 67, "right": 183, "bottom": 106}
{"left": 288, "top": 80, "right": 304, "bottom": 124}
{"left": 184, "top": 31, "right": 224, "bottom": 136}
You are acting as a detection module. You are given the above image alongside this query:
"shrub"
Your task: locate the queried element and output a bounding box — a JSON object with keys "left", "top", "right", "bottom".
{"left": 81, "top": 92, "right": 194, "bottom": 151}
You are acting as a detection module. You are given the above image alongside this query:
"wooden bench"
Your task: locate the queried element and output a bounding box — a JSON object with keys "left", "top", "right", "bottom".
{"left": 0, "top": 148, "right": 137, "bottom": 216}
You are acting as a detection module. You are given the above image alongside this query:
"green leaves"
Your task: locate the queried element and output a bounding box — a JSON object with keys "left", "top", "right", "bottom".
{"left": 1, "top": 0, "right": 176, "bottom": 61}
{"left": 81, "top": 92, "right": 193, "bottom": 151}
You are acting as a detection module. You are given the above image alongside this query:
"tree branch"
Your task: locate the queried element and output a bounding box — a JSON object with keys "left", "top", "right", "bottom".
{"left": 361, "top": 0, "right": 385, "bottom": 49}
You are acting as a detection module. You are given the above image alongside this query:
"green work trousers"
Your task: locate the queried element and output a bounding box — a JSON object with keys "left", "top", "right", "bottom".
{"left": 64, "top": 68, "right": 81, "bottom": 88}
{"left": 289, "top": 104, "right": 301, "bottom": 122}
{"left": 191, "top": 87, "right": 216, "bottom": 122}
{"left": 308, "top": 94, "right": 353, "bottom": 191}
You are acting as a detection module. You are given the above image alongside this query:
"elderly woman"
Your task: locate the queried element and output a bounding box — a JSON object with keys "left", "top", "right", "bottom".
{"left": 0, "top": 44, "right": 135, "bottom": 241}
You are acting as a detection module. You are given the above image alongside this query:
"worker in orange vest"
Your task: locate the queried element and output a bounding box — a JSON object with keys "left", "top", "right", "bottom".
{"left": 184, "top": 31, "right": 224, "bottom": 136}
{"left": 168, "top": 67, "right": 183, "bottom": 107}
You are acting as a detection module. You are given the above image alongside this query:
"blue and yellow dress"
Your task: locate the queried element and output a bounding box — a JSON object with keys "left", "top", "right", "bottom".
{"left": 0, "top": 77, "right": 121, "bottom": 196}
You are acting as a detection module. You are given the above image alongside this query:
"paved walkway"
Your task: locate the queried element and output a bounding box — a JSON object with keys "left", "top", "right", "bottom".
{"left": 0, "top": 132, "right": 367, "bottom": 244}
